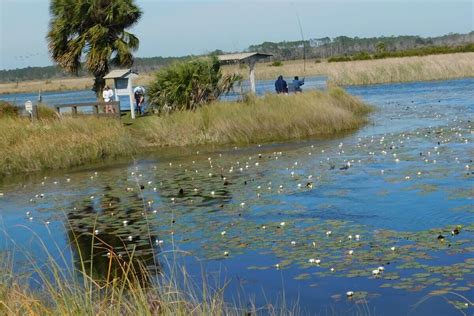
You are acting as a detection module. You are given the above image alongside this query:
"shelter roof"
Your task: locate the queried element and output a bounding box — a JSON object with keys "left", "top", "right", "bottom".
{"left": 104, "top": 69, "right": 138, "bottom": 79}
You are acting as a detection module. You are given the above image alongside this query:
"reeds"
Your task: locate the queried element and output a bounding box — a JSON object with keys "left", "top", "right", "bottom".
{"left": 222, "top": 52, "right": 474, "bottom": 85}
{"left": 133, "top": 88, "right": 371, "bottom": 147}
{"left": 0, "top": 213, "right": 299, "bottom": 316}
{"left": 0, "top": 88, "right": 370, "bottom": 176}
{"left": 0, "top": 116, "right": 138, "bottom": 176}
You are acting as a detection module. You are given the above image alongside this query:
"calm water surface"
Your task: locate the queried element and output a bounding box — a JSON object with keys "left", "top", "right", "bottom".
{"left": 0, "top": 78, "right": 473, "bottom": 315}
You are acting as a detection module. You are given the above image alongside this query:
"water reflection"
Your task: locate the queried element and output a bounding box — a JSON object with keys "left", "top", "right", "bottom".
{"left": 66, "top": 185, "right": 160, "bottom": 285}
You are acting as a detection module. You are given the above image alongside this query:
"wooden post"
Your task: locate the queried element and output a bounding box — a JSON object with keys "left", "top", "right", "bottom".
{"left": 72, "top": 106, "right": 78, "bottom": 116}
{"left": 248, "top": 57, "right": 256, "bottom": 94}
{"left": 32, "top": 104, "right": 38, "bottom": 122}
{"left": 93, "top": 104, "right": 99, "bottom": 116}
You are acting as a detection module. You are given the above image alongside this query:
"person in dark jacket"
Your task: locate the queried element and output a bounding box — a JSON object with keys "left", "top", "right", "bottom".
{"left": 275, "top": 75, "right": 288, "bottom": 94}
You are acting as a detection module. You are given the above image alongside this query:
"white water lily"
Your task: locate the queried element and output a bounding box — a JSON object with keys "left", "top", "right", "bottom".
{"left": 291, "top": 241, "right": 296, "bottom": 245}
{"left": 346, "top": 291, "right": 354, "bottom": 297}
{"left": 326, "top": 231, "right": 332, "bottom": 236}
{"left": 127, "top": 236, "right": 133, "bottom": 241}
{"left": 221, "top": 231, "right": 226, "bottom": 236}
{"left": 372, "top": 269, "right": 381, "bottom": 276}
{"left": 280, "top": 222, "right": 286, "bottom": 227}
{"left": 348, "top": 250, "right": 354, "bottom": 255}
{"left": 390, "top": 246, "right": 396, "bottom": 251}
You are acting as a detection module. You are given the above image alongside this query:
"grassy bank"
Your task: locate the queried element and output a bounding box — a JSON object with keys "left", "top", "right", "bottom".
{"left": 0, "top": 88, "right": 370, "bottom": 176}
{"left": 1, "top": 53, "right": 473, "bottom": 95}
{"left": 0, "top": 117, "right": 138, "bottom": 176}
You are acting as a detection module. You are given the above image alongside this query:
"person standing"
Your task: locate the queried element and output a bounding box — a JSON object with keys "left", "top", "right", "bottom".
{"left": 102, "top": 86, "right": 114, "bottom": 113}
{"left": 134, "top": 86, "right": 146, "bottom": 115}
{"left": 293, "top": 76, "right": 305, "bottom": 93}
{"left": 275, "top": 75, "right": 288, "bottom": 94}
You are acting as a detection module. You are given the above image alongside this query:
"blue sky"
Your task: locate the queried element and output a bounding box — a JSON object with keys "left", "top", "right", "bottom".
{"left": 0, "top": 0, "right": 472, "bottom": 70}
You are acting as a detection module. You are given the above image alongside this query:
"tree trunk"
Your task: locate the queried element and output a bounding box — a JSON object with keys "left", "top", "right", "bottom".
{"left": 93, "top": 74, "right": 106, "bottom": 102}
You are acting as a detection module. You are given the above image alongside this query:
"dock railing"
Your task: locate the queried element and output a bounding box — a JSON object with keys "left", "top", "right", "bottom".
{"left": 54, "top": 101, "right": 121, "bottom": 118}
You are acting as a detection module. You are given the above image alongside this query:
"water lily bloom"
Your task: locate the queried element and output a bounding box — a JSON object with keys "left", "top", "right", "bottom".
{"left": 291, "top": 241, "right": 296, "bottom": 245}
{"left": 280, "top": 222, "right": 286, "bottom": 227}
{"left": 346, "top": 291, "right": 354, "bottom": 297}
{"left": 348, "top": 250, "right": 354, "bottom": 255}
{"left": 372, "top": 269, "right": 381, "bottom": 276}
{"left": 326, "top": 231, "right": 332, "bottom": 236}
{"left": 390, "top": 246, "right": 396, "bottom": 251}
{"left": 224, "top": 251, "right": 229, "bottom": 256}
{"left": 127, "top": 236, "right": 133, "bottom": 241}
{"left": 221, "top": 231, "right": 226, "bottom": 236}
{"left": 123, "top": 220, "right": 128, "bottom": 226}
{"left": 378, "top": 266, "right": 385, "bottom": 272}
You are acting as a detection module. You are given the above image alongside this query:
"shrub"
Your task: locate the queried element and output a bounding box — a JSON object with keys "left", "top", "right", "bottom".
{"left": 269, "top": 61, "right": 283, "bottom": 67}
{"left": 328, "top": 56, "right": 352, "bottom": 63}
{"left": 0, "top": 101, "right": 19, "bottom": 118}
{"left": 147, "top": 55, "right": 242, "bottom": 111}
{"left": 314, "top": 59, "right": 322, "bottom": 63}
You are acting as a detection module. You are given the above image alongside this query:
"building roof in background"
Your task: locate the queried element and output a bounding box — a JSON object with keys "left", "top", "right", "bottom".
{"left": 218, "top": 52, "right": 272, "bottom": 62}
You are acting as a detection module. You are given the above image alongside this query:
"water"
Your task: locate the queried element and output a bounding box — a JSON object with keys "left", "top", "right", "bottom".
{"left": 0, "top": 78, "right": 473, "bottom": 315}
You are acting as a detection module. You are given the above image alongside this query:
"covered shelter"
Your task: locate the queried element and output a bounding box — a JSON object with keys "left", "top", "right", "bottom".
{"left": 104, "top": 69, "right": 139, "bottom": 119}
{"left": 218, "top": 52, "right": 272, "bottom": 94}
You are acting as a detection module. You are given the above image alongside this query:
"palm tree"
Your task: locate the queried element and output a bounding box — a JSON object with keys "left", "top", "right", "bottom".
{"left": 47, "top": 0, "right": 142, "bottom": 100}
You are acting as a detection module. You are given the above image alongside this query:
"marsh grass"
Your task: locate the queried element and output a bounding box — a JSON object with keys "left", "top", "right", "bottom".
{"left": 223, "top": 52, "right": 474, "bottom": 85}
{"left": 1, "top": 88, "right": 370, "bottom": 176}
{"left": 133, "top": 88, "right": 371, "bottom": 147}
{"left": 0, "top": 117, "right": 138, "bottom": 176}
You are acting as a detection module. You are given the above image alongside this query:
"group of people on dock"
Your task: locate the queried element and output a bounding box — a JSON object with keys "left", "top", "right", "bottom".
{"left": 102, "top": 85, "right": 146, "bottom": 115}
{"left": 275, "top": 75, "right": 305, "bottom": 94}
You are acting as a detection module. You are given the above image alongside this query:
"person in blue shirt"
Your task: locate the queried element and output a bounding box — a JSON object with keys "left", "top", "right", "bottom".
{"left": 293, "top": 76, "right": 305, "bottom": 93}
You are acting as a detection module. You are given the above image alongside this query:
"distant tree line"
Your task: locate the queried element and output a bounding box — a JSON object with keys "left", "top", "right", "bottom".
{"left": 0, "top": 55, "right": 190, "bottom": 83}
{"left": 327, "top": 43, "right": 474, "bottom": 62}
{"left": 247, "top": 32, "right": 474, "bottom": 61}
{"left": 1, "top": 32, "right": 472, "bottom": 83}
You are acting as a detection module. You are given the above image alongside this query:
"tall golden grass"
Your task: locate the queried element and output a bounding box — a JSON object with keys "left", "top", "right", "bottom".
{"left": 0, "top": 116, "right": 138, "bottom": 176}
{"left": 223, "top": 52, "right": 474, "bottom": 85}
{"left": 0, "top": 88, "right": 370, "bottom": 176}
{"left": 1, "top": 53, "right": 472, "bottom": 95}
{"left": 135, "top": 88, "right": 371, "bottom": 147}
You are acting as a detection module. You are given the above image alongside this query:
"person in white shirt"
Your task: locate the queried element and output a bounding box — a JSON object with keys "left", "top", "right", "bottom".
{"left": 102, "top": 86, "right": 114, "bottom": 113}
